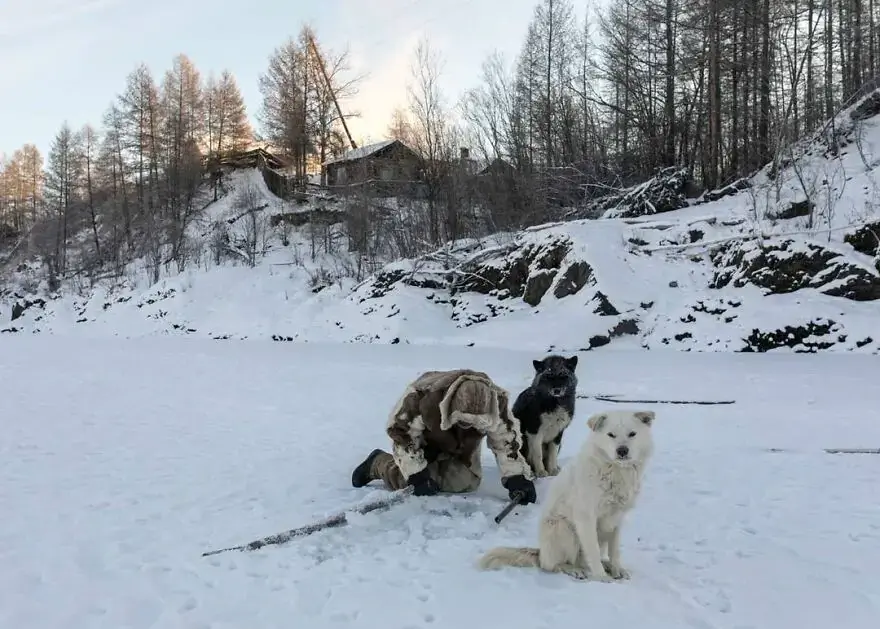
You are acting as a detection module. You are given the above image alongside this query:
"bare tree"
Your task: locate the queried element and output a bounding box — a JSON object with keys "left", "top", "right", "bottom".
{"left": 231, "top": 183, "right": 269, "bottom": 267}
{"left": 44, "top": 122, "right": 82, "bottom": 280}
{"left": 259, "top": 26, "right": 360, "bottom": 191}
{"left": 205, "top": 69, "right": 253, "bottom": 159}
{"left": 407, "top": 36, "right": 459, "bottom": 244}
{"left": 78, "top": 124, "right": 102, "bottom": 260}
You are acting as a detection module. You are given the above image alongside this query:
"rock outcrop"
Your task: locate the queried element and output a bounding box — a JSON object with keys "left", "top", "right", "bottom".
{"left": 710, "top": 237, "right": 880, "bottom": 301}
{"left": 844, "top": 221, "right": 880, "bottom": 272}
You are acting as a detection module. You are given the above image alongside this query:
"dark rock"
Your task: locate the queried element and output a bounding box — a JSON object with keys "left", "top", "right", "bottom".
{"left": 769, "top": 199, "right": 814, "bottom": 220}
{"left": 11, "top": 298, "right": 46, "bottom": 321}
{"left": 700, "top": 178, "right": 752, "bottom": 203}
{"left": 850, "top": 91, "right": 880, "bottom": 121}
{"left": 693, "top": 301, "right": 727, "bottom": 315}
{"left": 588, "top": 334, "right": 610, "bottom": 349}
{"left": 844, "top": 221, "right": 880, "bottom": 257}
{"left": 689, "top": 229, "right": 704, "bottom": 243}
{"left": 741, "top": 319, "right": 839, "bottom": 352}
{"left": 610, "top": 318, "right": 640, "bottom": 337}
{"left": 361, "top": 268, "right": 446, "bottom": 301}
{"left": 553, "top": 260, "right": 593, "bottom": 298}
{"left": 359, "top": 233, "right": 589, "bottom": 312}
{"left": 590, "top": 291, "right": 620, "bottom": 316}
{"left": 523, "top": 270, "right": 557, "bottom": 306}
{"left": 674, "top": 331, "right": 693, "bottom": 341}
{"left": 711, "top": 238, "right": 880, "bottom": 301}
{"left": 455, "top": 237, "right": 572, "bottom": 303}
{"left": 453, "top": 238, "right": 571, "bottom": 306}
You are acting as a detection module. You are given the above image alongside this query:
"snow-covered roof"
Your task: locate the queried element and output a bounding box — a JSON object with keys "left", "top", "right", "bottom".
{"left": 322, "top": 140, "right": 397, "bottom": 166}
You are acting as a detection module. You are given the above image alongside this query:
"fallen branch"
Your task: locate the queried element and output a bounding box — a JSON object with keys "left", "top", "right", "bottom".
{"left": 578, "top": 394, "right": 735, "bottom": 405}
{"left": 824, "top": 448, "right": 880, "bottom": 454}
{"left": 201, "top": 486, "right": 414, "bottom": 557}
{"left": 766, "top": 447, "right": 880, "bottom": 455}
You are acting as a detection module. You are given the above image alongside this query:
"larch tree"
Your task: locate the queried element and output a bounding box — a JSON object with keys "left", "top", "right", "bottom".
{"left": 206, "top": 69, "right": 253, "bottom": 158}
{"left": 44, "top": 122, "right": 82, "bottom": 278}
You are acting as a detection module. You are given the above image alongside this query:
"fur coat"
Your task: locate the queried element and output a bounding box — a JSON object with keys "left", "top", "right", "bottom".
{"left": 385, "top": 369, "right": 533, "bottom": 482}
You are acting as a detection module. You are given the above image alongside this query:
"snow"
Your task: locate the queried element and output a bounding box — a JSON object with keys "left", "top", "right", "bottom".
{"left": 2, "top": 337, "right": 879, "bottom": 628}
{"left": 4, "top": 89, "right": 880, "bottom": 354}
{"left": 3, "top": 90, "right": 880, "bottom": 356}
{"left": 3, "top": 107, "right": 878, "bottom": 352}
{"left": 322, "top": 140, "right": 396, "bottom": 166}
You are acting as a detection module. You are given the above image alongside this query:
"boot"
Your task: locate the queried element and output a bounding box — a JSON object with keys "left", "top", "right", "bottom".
{"left": 351, "top": 449, "right": 385, "bottom": 488}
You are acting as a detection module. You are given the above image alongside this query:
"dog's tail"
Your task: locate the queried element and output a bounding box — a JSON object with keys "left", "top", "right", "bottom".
{"left": 477, "top": 547, "right": 540, "bottom": 570}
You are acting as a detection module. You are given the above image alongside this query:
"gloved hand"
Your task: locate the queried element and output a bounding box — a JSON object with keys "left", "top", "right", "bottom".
{"left": 407, "top": 468, "right": 440, "bottom": 496}
{"left": 502, "top": 474, "right": 537, "bottom": 504}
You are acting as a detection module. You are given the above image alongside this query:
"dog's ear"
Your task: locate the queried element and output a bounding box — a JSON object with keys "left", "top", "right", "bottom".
{"left": 565, "top": 355, "right": 578, "bottom": 371}
{"left": 532, "top": 359, "right": 544, "bottom": 372}
{"left": 634, "top": 411, "right": 655, "bottom": 426}
{"left": 587, "top": 412, "right": 607, "bottom": 432}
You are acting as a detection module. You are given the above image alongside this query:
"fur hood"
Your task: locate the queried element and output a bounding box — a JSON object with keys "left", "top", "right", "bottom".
{"left": 409, "top": 369, "right": 503, "bottom": 431}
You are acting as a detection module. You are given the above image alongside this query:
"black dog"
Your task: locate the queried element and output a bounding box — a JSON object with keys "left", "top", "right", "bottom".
{"left": 511, "top": 355, "right": 578, "bottom": 477}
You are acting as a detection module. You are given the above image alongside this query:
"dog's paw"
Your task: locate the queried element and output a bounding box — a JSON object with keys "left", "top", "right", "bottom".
{"left": 545, "top": 464, "right": 561, "bottom": 476}
{"left": 561, "top": 567, "right": 589, "bottom": 580}
{"left": 607, "top": 564, "right": 631, "bottom": 580}
{"left": 533, "top": 468, "right": 549, "bottom": 478}
{"left": 588, "top": 571, "right": 615, "bottom": 583}
{"left": 601, "top": 559, "right": 630, "bottom": 580}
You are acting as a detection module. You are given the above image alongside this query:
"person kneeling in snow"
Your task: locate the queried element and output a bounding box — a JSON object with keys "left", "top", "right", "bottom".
{"left": 351, "top": 369, "right": 537, "bottom": 505}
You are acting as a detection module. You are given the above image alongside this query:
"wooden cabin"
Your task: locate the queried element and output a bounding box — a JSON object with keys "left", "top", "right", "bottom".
{"left": 322, "top": 140, "right": 422, "bottom": 194}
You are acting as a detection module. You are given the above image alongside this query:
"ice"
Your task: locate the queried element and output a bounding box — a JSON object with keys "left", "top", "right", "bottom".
{"left": 2, "top": 337, "right": 879, "bottom": 628}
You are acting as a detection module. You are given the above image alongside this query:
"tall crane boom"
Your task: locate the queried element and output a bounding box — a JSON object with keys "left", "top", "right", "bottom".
{"left": 307, "top": 32, "right": 357, "bottom": 150}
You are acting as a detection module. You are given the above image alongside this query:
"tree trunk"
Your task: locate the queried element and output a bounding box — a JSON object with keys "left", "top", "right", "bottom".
{"left": 664, "top": 0, "right": 676, "bottom": 166}
{"left": 758, "top": 0, "right": 772, "bottom": 166}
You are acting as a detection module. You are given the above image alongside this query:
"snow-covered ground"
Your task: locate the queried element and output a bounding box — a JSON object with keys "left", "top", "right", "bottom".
{"left": 3, "top": 91, "right": 880, "bottom": 357}
{"left": 2, "top": 338, "right": 879, "bottom": 628}
{"left": 4, "top": 106, "right": 880, "bottom": 352}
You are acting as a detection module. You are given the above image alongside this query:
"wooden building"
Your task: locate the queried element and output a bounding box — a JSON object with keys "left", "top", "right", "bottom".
{"left": 322, "top": 140, "right": 422, "bottom": 194}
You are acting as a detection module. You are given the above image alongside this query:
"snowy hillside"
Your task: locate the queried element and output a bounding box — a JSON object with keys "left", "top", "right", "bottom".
{"left": 3, "top": 93, "right": 880, "bottom": 353}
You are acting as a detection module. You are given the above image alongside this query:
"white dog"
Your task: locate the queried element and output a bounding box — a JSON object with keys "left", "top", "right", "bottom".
{"left": 477, "top": 409, "right": 655, "bottom": 582}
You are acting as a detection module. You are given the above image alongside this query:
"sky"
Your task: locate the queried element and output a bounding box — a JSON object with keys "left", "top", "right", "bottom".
{"left": 0, "top": 0, "right": 584, "bottom": 160}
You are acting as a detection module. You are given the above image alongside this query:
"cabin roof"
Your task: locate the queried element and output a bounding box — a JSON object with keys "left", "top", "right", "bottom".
{"left": 322, "top": 140, "right": 400, "bottom": 166}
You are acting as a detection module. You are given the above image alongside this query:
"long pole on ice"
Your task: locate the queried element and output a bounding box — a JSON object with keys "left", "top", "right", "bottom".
{"left": 202, "top": 486, "right": 415, "bottom": 557}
